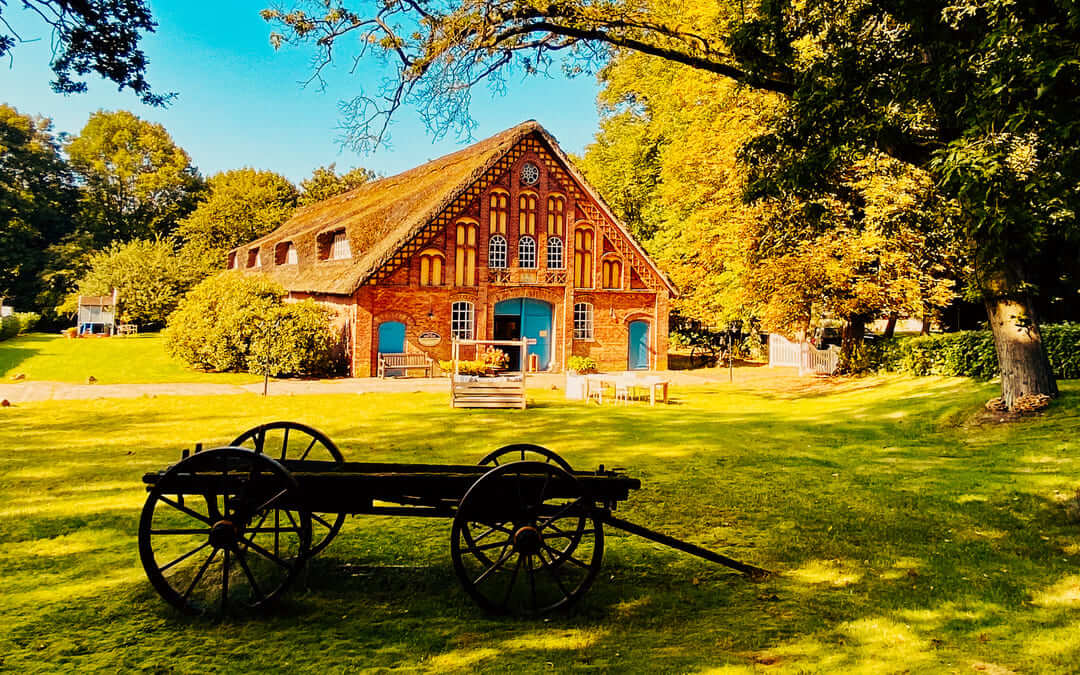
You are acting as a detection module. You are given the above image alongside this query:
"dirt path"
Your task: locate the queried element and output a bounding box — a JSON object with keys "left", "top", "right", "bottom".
{"left": 0, "top": 370, "right": 745, "bottom": 403}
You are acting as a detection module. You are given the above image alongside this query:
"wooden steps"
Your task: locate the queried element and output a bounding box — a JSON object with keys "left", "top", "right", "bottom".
{"left": 451, "top": 379, "right": 526, "bottom": 409}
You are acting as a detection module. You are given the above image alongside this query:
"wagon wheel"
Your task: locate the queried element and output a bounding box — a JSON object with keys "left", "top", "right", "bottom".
{"left": 467, "top": 445, "right": 585, "bottom": 569}
{"left": 478, "top": 443, "right": 573, "bottom": 471}
{"left": 230, "top": 422, "right": 346, "bottom": 556}
{"left": 139, "top": 447, "right": 312, "bottom": 615}
{"left": 451, "top": 461, "right": 603, "bottom": 615}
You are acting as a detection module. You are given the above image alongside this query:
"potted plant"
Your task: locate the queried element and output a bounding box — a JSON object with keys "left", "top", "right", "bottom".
{"left": 565, "top": 356, "right": 598, "bottom": 400}
{"left": 479, "top": 345, "right": 511, "bottom": 373}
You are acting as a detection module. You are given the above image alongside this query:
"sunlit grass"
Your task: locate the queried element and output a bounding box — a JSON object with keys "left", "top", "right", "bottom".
{"left": 0, "top": 332, "right": 260, "bottom": 384}
{"left": 0, "top": 377, "right": 1078, "bottom": 671}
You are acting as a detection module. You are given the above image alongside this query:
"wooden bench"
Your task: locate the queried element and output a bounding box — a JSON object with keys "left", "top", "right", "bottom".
{"left": 378, "top": 352, "right": 434, "bottom": 378}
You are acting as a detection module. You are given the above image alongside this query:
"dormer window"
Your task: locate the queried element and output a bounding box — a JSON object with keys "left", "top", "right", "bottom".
{"left": 247, "top": 248, "right": 261, "bottom": 268}
{"left": 317, "top": 229, "right": 351, "bottom": 261}
{"left": 227, "top": 252, "right": 239, "bottom": 270}
{"left": 275, "top": 241, "right": 298, "bottom": 265}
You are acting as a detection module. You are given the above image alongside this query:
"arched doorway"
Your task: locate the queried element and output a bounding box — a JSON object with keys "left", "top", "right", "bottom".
{"left": 377, "top": 321, "right": 406, "bottom": 376}
{"left": 628, "top": 320, "right": 650, "bottom": 370}
{"left": 493, "top": 298, "right": 553, "bottom": 371}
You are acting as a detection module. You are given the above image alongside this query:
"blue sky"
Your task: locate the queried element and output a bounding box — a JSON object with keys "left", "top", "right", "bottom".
{"left": 1, "top": 1, "right": 602, "bottom": 183}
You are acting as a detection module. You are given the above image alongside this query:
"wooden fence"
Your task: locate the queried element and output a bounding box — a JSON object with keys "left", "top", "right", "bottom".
{"left": 768, "top": 334, "right": 841, "bottom": 376}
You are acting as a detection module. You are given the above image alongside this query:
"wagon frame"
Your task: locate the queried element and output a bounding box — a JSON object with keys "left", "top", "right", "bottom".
{"left": 138, "top": 421, "right": 767, "bottom": 616}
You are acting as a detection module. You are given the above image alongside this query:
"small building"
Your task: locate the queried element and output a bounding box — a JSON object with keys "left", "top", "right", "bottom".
{"left": 77, "top": 291, "right": 118, "bottom": 336}
{"left": 230, "top": 121, "right": 677, "bottom": 377}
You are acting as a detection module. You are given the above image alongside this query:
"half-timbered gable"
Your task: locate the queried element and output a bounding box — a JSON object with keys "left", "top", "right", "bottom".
{"left": 231, "top": 121, "right": 675, "bottom": 376}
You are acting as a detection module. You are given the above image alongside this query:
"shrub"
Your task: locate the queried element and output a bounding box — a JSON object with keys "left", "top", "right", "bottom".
{"left": 479, "top": 345, "right": 510, "bottom": 369}
{"left": 164, "top": 274, "right": 343, "bottom": 377}
{"left": 867, "top": 322, "right": 1080, "bottom": 380}
{"left": 439, "top": 359, "right": 487, "bottom": 375}
{"left": 566, "top": 356, "right": 598, "bottom": 374}
{"left": 0, "top": 316, "right": 19, "bottom": 341}
{"left": 14, "top": 312, "right": 40, "bottom": 334}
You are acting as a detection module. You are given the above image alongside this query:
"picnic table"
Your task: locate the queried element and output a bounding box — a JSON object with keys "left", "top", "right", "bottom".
{"left": 585, "top": 373, "right": 670, "bottom": 406}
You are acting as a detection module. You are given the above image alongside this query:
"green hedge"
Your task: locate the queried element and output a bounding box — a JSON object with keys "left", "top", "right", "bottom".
{"left": 164, "top": 274, "right": 345, "bottom": 377}
{"left": 868, "top": 323, "right": 1080, "bottom": 380}
{"left": 0, "top": 312, "right": 40, "bottom": 341}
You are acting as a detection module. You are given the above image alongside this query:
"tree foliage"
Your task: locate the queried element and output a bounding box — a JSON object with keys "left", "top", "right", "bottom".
{"left": 0, "top": 104, "right": 77, "bottom": 312}
{"left": 298, "top": 163, "right": 375, "bottom": 206}
{"left": 66, "top": 238, "right": 197, "bottom": 326}
{"left": 176, "top": 168, "right": 298, "bottom": 277}
{"left": 0, "top": 0, "right": 172, "bottom": 105}
{"left": 66, "top": 110, "right": 203, "bottom": 243}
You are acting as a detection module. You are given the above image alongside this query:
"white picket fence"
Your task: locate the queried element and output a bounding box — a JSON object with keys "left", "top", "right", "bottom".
{"left": 768, "top": 334, "right": 841, "bottom": 375}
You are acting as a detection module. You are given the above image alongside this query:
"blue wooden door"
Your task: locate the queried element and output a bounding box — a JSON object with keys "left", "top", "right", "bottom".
{"left": 522, "top": 299, "right": 552, "bottom": 370}
{"left": 628, "top": 320, "right": 650, "bottom": 370}
{"left": 378, "top": 321, "right": 406, "bottom": 375}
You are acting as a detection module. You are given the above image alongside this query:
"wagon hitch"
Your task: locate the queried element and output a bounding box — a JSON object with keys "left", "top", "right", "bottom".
{"left": 598, "top": 513, "right": 770, "bottom": 580}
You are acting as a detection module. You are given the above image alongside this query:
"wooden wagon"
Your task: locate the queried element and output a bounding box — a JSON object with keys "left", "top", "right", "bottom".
{"left": 138, "top": 422, "right": 765, "bottom": 616}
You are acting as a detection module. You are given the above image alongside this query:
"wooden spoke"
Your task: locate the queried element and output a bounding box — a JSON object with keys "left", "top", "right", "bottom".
{"left": 298, "top": 437, "right": 318, "bottom": 461}
{"left": 182, "top": 548, "right": 217, "bottom": 602}
{"left": 238, "top": 535, "right": 293, "bottom": 570}
{"left": 159, "top": 541, "right": 211, "bottom": 574}
{"left": 159, "top": 496, "right": 212, "bottom": 525}
{"left": 221, "top": 547, "right": 230, "bottom": 612}
{"left": 473, "top": 546, "right": 516, "bottom": 586}
{"left": 149, "top": 528, "right": 211, "bottom": 536}
{"left": 233, "top": 547, "right": 265, "bottom": 602}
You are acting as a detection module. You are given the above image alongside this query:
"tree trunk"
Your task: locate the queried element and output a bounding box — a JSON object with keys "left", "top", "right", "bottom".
{"left": 882, "top": 312, "right": 899, "bottom": 339}
{"left": 920, "top": 315, "right": 931, "bottom": 335}
{"left": 840, "top": 314, "right": 868, "bottom": 369}
{"left": 984, "top": 295, "right": 1058, "bottom": 408}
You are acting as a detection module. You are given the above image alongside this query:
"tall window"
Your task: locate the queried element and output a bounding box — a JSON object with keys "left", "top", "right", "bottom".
{"left": 489, "top": 190, "right": 509, "bottom": 234}
{"left": 330, "top": 231, "right": 351, "bottom": 260}
{"left": 451, "top": 301, "right": 474, "bottom": 340}
{"left": 519, "top": 191, "right": 538, "bottom": 235}
{"left": 247, "top": 248, "right": 261, "bottom": 268}
{"left": 519, "top": 236, "right": 537, "bottom": 269}
{"left": 547, "top": 237, "right": 564, "bottom": 269}
{"left": 573, "top": 227, "right": 594, "bottom": 288}
{"left": 573, "top": 303, "right": 594, "bottom": 340}
{"left": 455, "top": 221, "right": 478, "bottom": 286}
{"left": 602, "top": 258, "right": 623, "bottom": 289}
{"left": 547, "top": 194, "right": 565, "bottom": 236}
{"left": 419, "top": 250, "right": 444, "bottom": 286}
{"left": 228, "top": 252, "right": 239, "bottom": 269}
{"left": 488, "top": 235, "right": 507, "bottom": 269}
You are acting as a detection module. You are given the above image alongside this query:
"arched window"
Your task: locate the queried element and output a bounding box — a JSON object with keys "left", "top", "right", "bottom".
{"left": 573, "top": 227, "right": 594, "bottom": 288}
{"left": 488, "top": 235, "right": 507, "bottom": 269}
{"left": 451, "top": 301, "right": 474, "bottom": 340}
{"left": 489, "top": 189, "right": 509, "bottom": 235}
{"left": 247, "top": 248, "right": 261, "bottom": 268}
{"left": 519, "top": 236, "right": 537, "bottom": 269}
{"left": 573, "top": 303, "right": 594, "bottom": 340}
{"left": 228, "top": 252, "right": 239, "bottom": 270}
{"left": 455, "top": 220, "right": 478, "bottom": 286}
{"left": 519, "top": 191, "right": 538, "bottom": 236}
{"left": 275, "top": 241, "right": 298, "bottom": 265}
{"left": 419, "top": 249, "right": 444, "bottom": 286}
{"left": 547, "top": 194, "right": 565, "bottom": 236}
{"left": 602, "top": 257, "right": 623, "bottom": 289}
{"left": 546, "top": 237, "right": 564, "bottom": 269}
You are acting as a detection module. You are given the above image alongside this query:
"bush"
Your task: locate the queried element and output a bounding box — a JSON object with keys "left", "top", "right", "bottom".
{"left": 14, "top": 312, "right": 40, "bottom": 334}
{"left": 566, "top": 356, "right": 598, "bottom": 374}
{"left": 0, "top": 316, "right": 19, "bottom": 341}
{"left": 164, "top": 274, "right": 344, "bottom": 377}
{"left": 439, "top": 359, "right": 487, "bottom": 375}
{"left": 867, "top": 322, "right": 1080, "bottom": 380}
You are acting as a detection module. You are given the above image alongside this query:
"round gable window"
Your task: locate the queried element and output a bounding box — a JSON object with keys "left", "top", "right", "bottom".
{"left": 520, "top": 162, "right": 540, "bottom": 185}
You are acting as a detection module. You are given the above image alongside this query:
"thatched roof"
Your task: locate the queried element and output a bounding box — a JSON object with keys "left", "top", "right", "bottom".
{"left": 231, "top": 120, "right": 676, "bottom": 296}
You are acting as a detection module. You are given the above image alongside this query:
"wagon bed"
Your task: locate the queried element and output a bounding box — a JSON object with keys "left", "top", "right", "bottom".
{"left": 138, "top": 421, "right": 765, "bottom": 617}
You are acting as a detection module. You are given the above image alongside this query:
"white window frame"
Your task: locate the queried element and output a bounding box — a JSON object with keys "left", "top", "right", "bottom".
{"left": 283, "top": 242, "right": 298, "bottom": 265}
{"left": 573, "top": 302, "right": 594, "bottom": 340}
{"left": 451, "top": 301, "right": 475, "bottom": 340}
{"left": 547, "top": 237, "right": 564, "bottom": 269}
{"left": 519, "top": 235, "right": 537, "bottom": 269}
{"left": 330, "top": 231, "right": 351, "bottom": 260}
{"left": 488, "top": 235, "right": 508, "bottom": 269}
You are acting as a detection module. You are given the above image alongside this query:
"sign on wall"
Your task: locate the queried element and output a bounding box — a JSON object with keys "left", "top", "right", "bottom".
{"left": 418, "top": 332, "right": 442, "bottom": 347}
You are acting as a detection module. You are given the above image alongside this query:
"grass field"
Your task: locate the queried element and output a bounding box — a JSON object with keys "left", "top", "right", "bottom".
{"left": 0, "top": 333, "right": 260, "bottom": 384}
{"left": 2, "top": 376, "right": 1079, "bottom": 672}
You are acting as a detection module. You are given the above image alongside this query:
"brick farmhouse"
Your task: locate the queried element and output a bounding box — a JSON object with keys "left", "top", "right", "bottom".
{"left": 229, "top": 121, "right": 676, "bottom": 377}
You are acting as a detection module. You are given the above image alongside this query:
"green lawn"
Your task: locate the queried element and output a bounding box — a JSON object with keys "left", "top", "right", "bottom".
{"left": 0, "top": 333, "right": 260, "bottom": 384}
{"left": 2, "top": 377, "right": 1079, "bottom": 672}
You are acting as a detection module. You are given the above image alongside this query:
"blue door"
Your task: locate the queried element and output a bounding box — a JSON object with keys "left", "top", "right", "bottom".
{"left": 629, "top": 320, "right": 650, "bottom": 370}
{"left": 378, "top": 321, "right": 406, "bottom": 375}
{"left": 522, "top": 299, "right": 552, "bottom": 371}
{"left": 493, "top": 298, "right": 553, "bottom": 371}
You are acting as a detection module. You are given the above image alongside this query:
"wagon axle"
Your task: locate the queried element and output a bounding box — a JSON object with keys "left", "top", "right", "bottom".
{"left": 139, "top": 421, "right": 766, "bottom": 617}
